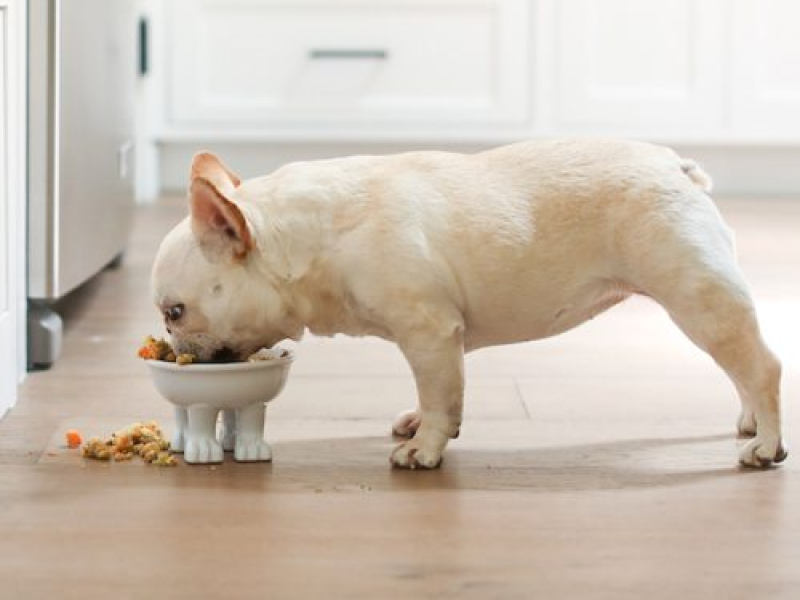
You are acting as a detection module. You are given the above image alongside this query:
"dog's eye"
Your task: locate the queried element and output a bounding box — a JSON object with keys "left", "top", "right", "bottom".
{"left": 164, "top": 303, "right": 185, "bottom": 322}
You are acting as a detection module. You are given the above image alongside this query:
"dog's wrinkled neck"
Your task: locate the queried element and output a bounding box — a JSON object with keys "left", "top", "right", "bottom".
{"left": 246, "top": 190, "right": 376, "bottom": 341}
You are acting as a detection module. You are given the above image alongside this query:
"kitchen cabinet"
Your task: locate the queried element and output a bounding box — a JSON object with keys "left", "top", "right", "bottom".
{"left": 550, "top": 0, "right": 726, "bottom": 137}
{"left": 729, "top": 0, "right": 800, "bottom": 138}
{"left": 162, "top": 0, "right": 530, "bottom": 140}
{"left": 148, "top": 0, "right": 800, "bottom": 193}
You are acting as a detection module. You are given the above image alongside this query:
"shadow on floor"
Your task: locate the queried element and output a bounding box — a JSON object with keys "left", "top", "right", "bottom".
{"left": 279, "top": 431, "right": 770, "bottom": 493}
{"left": 77, "top": 431, "right": 776, "bottom": 496}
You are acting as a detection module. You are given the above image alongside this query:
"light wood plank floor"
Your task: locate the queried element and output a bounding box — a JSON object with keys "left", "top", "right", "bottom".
{"left": 2, "top": 197, "right": 799, "bottom": 599}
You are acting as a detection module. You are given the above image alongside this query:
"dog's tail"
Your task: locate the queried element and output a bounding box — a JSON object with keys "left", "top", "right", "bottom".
{"left": 680, "top": 158, "right": 713, "bottom": 194}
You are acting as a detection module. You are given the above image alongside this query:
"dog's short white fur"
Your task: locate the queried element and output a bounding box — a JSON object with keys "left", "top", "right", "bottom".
{"left": 151, "top": 139, "right": 785, "bottom": 469}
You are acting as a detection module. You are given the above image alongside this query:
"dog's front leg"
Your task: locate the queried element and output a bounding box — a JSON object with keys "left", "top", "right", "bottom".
{"left": 391, "top": 329, "right": 464, "bottom": 469}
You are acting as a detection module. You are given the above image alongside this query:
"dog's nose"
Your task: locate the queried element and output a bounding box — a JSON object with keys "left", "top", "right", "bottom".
{"left": 211, "top": 346, "right": 238, "bottom": 363}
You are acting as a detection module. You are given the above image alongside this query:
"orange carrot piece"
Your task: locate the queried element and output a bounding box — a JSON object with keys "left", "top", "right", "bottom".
{"left": 66, "top": 430, "right": 82, "bottom": 449}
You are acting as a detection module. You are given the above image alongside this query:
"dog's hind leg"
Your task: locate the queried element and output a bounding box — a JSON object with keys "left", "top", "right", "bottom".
{"left": 631, "top": 218, "right": 785, "bottom": 467}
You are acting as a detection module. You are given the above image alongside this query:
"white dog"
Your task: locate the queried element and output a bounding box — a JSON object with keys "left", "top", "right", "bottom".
{"left": 151, "top": 139, "right": 785, "bottom": 469}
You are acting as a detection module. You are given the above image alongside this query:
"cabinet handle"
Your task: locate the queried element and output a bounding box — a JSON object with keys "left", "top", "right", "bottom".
{"left": 308, "top": 49, "right": 389, "bottom": 60}
{"left": 138, "top": 17, "right": 149, "bottom": 76}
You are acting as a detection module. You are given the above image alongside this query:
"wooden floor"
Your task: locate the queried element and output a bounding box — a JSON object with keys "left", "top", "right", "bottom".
{"left": 2, "top": 196, "right": 799, "bottom": 599}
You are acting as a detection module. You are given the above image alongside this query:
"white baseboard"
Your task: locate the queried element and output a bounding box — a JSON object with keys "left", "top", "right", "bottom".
{"left": 672, "top": 146, "right": 800, "bottom": 197}
{"left": 157, "top": 142, "right": 800, "bottom": 198}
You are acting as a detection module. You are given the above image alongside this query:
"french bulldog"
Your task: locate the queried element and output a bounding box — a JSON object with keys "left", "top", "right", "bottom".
{"left": 151, "top": 139, "right": 786, "bottom": 469}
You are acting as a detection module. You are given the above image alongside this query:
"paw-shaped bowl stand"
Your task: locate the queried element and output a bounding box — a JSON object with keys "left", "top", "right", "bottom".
{"left": 145, "top": 352, "right": 293, "bottom": 464}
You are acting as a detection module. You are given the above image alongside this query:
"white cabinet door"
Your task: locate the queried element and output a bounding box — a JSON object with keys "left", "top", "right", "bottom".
{"left": 0, "top": 0, "right": 24, "bottom": 414}
{"left": 165, "top": 0, "right": 529, "bottom": 135}
{"left": 730, "top": 0, "right": 800, "bottom": 139}
{"left": 552, "top": 0, "right": 725, "bottom": 136}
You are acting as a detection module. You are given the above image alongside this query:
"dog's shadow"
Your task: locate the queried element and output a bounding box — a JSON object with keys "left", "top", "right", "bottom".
{"left": 242, "top": 431, "right": 769, "bottom": 493}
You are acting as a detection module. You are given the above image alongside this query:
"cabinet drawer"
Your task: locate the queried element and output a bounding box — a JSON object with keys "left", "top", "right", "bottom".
{"left": 730, "top": 0, "right": 800, "bottom": 136}
{"left": 167, "top": 0, "right": 529, "bottom": 131}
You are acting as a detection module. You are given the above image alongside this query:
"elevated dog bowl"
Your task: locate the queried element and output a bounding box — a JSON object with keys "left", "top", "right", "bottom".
{"left": 145, "top": 352, "right": 294, "bottom": 410}
{"left": 144, "top": 351, "right": 294, "bottom": 464}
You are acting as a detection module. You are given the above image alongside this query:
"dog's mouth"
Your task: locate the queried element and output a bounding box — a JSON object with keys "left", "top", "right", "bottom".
{"left": 171, "top": 336, "right": 243, "bottom": 363}
{"left": 210, "top": 345, "right": 240, "bottom": 363}
{"left": 172, "top": 334, "right": 284, "bottom": 363}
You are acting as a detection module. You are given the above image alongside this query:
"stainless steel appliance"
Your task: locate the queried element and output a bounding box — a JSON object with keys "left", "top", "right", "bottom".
{"left": 27, "top": 0, "right": 137, "bottom": 367}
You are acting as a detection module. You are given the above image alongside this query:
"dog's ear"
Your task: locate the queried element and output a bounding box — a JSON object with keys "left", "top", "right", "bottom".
{"left": 189, "top": 176, "right": 253, "bottom": 260}
{"left": 190, "top": 151, "right": 241, "bottom": 194}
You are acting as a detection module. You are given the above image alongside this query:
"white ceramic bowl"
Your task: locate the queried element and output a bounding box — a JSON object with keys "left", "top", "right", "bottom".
{"left": 145, "top": 352, "right": 294, "bottom": 410}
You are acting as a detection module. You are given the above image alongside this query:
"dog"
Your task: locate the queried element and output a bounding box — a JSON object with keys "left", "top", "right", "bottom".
{"left": 151, "top": 139, "right": 786, "bottom": 469}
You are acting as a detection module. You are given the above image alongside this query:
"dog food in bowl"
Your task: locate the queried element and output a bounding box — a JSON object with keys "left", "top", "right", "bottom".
{"left": 138, "top": 336, "right": 195, "bottom": 364}
{"left": 137, "top": 336, "right": 290, "bottom": 365}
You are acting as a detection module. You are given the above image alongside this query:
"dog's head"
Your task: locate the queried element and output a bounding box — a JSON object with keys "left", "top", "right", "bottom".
{"left": 151, "top": 152, "right": 300, "bottom": 361}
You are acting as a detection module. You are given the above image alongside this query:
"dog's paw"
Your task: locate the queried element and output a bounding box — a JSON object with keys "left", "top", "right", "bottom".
{"left": 390, "top": 437, "right": 444, "bottom": 470}
{"left": 739, "top": 435, "right": 787, "bottom": 468}
{"left": 234, "top": 436, "right": 272, "bottom": 462}
{"left": 392, "top": 409, "right": 421, "bottom": 438}
{"left": 736, "top": 409, "right": 757, "bottom": 438}
{"left": 184, "top": 437, "right": 224, "bottom": 464}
